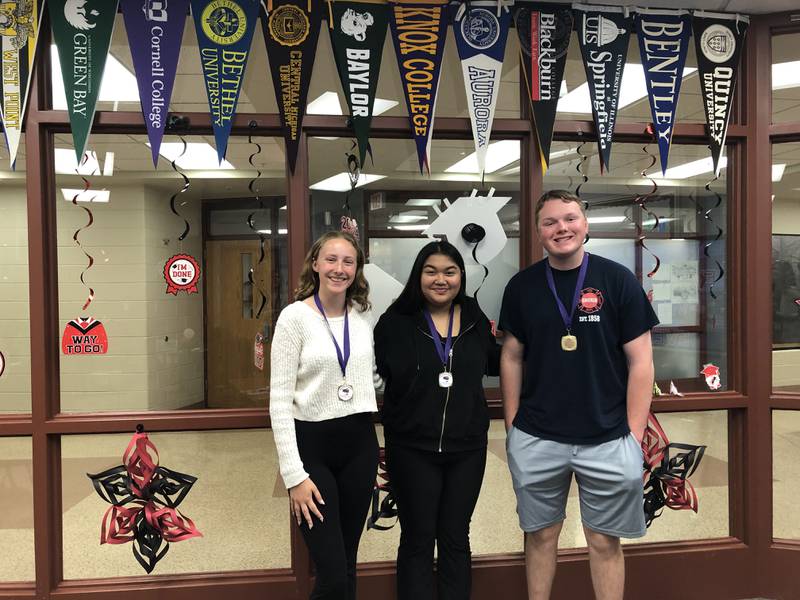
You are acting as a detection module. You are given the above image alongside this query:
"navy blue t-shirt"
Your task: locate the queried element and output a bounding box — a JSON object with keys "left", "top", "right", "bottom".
{"left": 499, "top": 254, "right": 659, "bottom": 444}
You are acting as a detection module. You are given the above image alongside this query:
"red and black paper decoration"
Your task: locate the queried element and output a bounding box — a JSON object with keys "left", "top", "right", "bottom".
{"left": 515, "top": 3, "right": 572, "bottom": 173}
{"left": 328, "top": 0, "right": 390, "bottom": 167}
{"left": 640, "top": 412, "right": 706, "bottom": 528}
{"left": 692, "top": 11, "right": 749, "bottom": 178}
{"left": 261, "top": 0, "right": 323, "bottom": 173}
{"left": 367, "top": 447, "right": 398, "bottom": 530}
{"left": 87, "top": 427, "right": 202, "bottom": 573}
{"left": 634, "top": 9, "right": 692, "bottom": 176}
{"left": 389, "top": 0, "right": 449, "bottom": 174}
{"left": 574, "top": 4, "right": 632, "bottom": 173}
{"left": 62, "top": 317, "right": 109, "bottom": 355}
{"left": 164, "top": 254, "right": 201, "bottom": 295}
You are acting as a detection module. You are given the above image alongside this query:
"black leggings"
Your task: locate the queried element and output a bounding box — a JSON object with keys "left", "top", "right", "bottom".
{"left": 295, "top": 413, "right": 379, "bottom": 600}
{"left": 386, "top": 442, "right": 487, "bottom": 600}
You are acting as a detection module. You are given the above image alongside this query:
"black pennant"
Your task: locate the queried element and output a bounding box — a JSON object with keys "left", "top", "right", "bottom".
{"left": 692, "top": 11, "right": 749, "bottom": 177}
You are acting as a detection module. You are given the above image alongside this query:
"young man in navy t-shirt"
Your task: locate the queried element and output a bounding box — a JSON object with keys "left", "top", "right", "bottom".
{"left": 499, "top": 190, "right": 658, "bottom": 600}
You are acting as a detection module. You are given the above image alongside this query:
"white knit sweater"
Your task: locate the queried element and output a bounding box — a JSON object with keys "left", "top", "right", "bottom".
{"left": 269, "top": 300, "right": 379, "bottom": 489}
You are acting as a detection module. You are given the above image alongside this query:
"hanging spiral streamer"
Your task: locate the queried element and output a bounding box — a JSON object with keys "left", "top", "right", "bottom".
{"left": 246, "top": 120, "right": 269, "bottom": 320}
{"left": 633, "top": 125, "right": 661, "bottom": 279}
{"left": 340, "top": 144, "right": 360, "bottom": 241}
{"left": 168, "top": 137, "right": 191, "bottom": 242}
{"left": 72, "top": 153, "right": 98, "bottom": 311}
{"left": 574, "top": 132, "right": 589, "bottom": 202}
{"left": 700, "top": 168, "right": 725, "bottom": 300}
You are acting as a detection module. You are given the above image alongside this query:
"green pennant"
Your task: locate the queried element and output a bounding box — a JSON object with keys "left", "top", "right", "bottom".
{"left": 328, "top": 1, "right": 389, "bottom": 166}
{"left": 49, "top": 0, "right": 119, "bottom": 161}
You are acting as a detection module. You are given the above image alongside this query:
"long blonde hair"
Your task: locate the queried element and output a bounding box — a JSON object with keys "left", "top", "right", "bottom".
{"left": 294, "top": 231, "right": 371, "bottom": 311}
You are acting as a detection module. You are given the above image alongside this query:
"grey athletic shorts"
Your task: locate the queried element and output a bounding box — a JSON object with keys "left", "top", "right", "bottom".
{"left": 506, "top": 425, "right": 647, "bottom": 539}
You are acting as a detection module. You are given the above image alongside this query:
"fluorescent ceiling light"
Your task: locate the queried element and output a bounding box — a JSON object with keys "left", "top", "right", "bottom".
{"left": 310, "top": 172, "right": 385, "bottom": 192}
{"left": 773, "top": 163, "right": 786, "bottom": 182}
{"left": 60, "top": 188, "right": 110, "bottom": 202}
{"left": 55, "top": 149, "right": 114, "bottom": 176}
{"left": 152, "top": 142, "right": 235, "bottom": 170}
{"left": 390, "top": 224, "right": 428, "bottom": 231}
{"left": 51, "top": 46, "right": 139, "bottom": 109}
{"left": 661, "top": 156, "right": 727, "bottom": 180}
{"left": 406, "top": 199, "right": 441, "bottom": 207}
{"left": 587, "top": 216, "right": 626, "bottom": 224}
{"left": 445, "top": 140, "right": 520, "bottom": 174}
{"left": 307, "top": 91, "right": 399, "bottom": 117}
{"left": 557, "top": 64, "right": 697, "bottom": 114}
{"left": 773, "top": 61, "right": 800, "bottom": 90}
{"left": 388, "top": 210, "right": 428, "bottom": 224}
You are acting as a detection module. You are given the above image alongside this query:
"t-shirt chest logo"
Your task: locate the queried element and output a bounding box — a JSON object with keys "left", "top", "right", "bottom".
{"left": 578, "top": 287, "right": 603, "bottom": 314}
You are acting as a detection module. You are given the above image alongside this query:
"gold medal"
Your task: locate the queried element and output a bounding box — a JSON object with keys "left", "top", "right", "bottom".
{"left": 561, "top": 334, "right": 577, "bottom": 352}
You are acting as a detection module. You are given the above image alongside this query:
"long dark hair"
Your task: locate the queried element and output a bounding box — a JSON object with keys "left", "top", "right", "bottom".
{"left": 388, "top": 241, "right": 467, "bottom": 315}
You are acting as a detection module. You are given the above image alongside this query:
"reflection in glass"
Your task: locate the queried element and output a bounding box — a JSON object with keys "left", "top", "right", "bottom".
{"left": 0, "top": 140, "right": 31, "bottom": 412}
{"left": 55, "top": 135, "right": 287, "bottom": 412}
{"left": 772, "top": 34, "right": 800, "bottom": 124}
{"left": 544, "top": 142, "right": 728, "bottom": 393}
{"left": 773, "top": 410, "right": 800, "bottom": 539}
{"left": 0, "top": 437, "right": 34, "bottom": 581}
{"left": 62, "top": 429, "right": 290, "bottom": 578}
{"left": 772, "top": 142, "right": 800, "bottom": 392}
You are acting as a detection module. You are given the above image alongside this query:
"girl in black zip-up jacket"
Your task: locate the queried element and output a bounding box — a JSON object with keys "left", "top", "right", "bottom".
{"left": 374, "top": 241, "right": 500, "bottom": 600}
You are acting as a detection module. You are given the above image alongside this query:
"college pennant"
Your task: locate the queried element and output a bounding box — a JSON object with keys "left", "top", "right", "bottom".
{"left": 573, "top": 3, "right": 632, "bottom": 173}
{"left": 635, "top": 9, "right": 692, "bottom": 176}
{"left": 190, "top": 0, "right": 260, "bottom": 163}
{"left": 515, "top": 3, "right": 572, "bottom": 172}
{"left": 261, "top": 0, "right": 322, "bottom": 173}
{"left": 121, "top": 0, "right": 188, "bottom": 168}
{"left": 328, "top": 0, "right": 389, "bottom": 166}
{"left": 0, "top": 0, "right": 45, "bottom": 169}
{"left": 389, "top": 0, "right": 448, "bottom": 174}
{"left": 49, "top": 0, "right": 119, "bottom": 161}
{"left": 452, "top": 1, "right": 510, "bottom": 178}
{"left": 692, "top": 11, "right": 748, "bottom": 177}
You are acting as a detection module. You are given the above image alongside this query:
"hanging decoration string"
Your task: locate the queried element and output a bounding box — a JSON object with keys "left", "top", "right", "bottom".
{"left": 700, "top": 158, "right": 725, "bottom": 300}
{"left": 574, "top": 131, "right": 589, "bottom": 200}
{"left": 246, "top": 120, "right": 268, "bottom": 320}
{"left": 72, "top": 153, "right": 97, "bottom": 312}
{"left": 168, "top": 137, "right": 191, "bottom": 243}
{"left": 340, "top": 145, "right": 360, "bottom": 241}
{"left": 633, "top": 124, "right": 661, "bottom": 280}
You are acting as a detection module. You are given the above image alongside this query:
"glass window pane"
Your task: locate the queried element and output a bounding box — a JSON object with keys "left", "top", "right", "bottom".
{"left": 544, "top": 142, "right": 729, "bottom": 394}
{"left": 773, "top": 409, "right": 800, "bottom": 540}
{"left": 559, "top": 31, "right": 707, "bottom": 123}
{"left": 310, "top": 136, "right": 520, "bottom": 324}
{"left": 55, "top": 134, "right": 288, "bottom": 411}
{"left": 309, "top": 19, "right": 520, "bottom": 119}
{"left": 0, "top": 140, "right": 31, "bottom": 413}
{"left": 52, "top": 14, "right": 279, "bottom": 113}
{"left": 0, "top": 437, "right": 34, "bottom": 581}
{"left": 772, "top": 33, "right": 800, "bottom": 124}
{"left": 772, "top": 142, "right": 800, "bottom": 392}
{"left": 62, "top": 429, "right": 290, "bottom": 579}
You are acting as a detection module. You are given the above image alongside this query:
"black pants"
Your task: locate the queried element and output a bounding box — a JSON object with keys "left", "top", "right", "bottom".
{"left": 386, "top": 442, "right": 487, "bottom": 600}
{"left": 295, "top": 413, "right": 379, "bottom": 600}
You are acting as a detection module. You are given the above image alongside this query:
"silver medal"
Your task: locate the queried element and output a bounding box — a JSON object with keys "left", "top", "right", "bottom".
{"left": 337, "top": 383, "right": 354, "bottom": 401}
{"left": 439, "top": 372, "right": 453, "bottom": 388}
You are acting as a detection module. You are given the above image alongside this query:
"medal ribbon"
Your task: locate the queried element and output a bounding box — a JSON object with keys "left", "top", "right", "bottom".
{"left": 545, "top": 252, "right": 589, "bottom": 335}
{"left": 313, "top": 293, "right": 350, "bottom": 378}
{"left": 423, "top": 304, "right": 455, "bottom": 368}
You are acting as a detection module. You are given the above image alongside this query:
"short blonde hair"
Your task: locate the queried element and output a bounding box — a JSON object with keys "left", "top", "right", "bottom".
{"left": 294, "top": 231, "right": 371, "bottom": 311}
{"left": 535, "top": 190, "right": 586, "bottom": 225}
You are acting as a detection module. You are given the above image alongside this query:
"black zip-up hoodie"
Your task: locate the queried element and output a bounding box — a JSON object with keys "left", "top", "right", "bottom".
{"left": 374, "top": 297, "right": 501, "bottom": 453}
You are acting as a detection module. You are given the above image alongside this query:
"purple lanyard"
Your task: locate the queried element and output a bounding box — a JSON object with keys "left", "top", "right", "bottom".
{"left": 423, "top": 304, "right": 455, "bottom": 367}
{"left": 314, "top": 293, "right": 350, "bottom": 378}
{"left": 544, "top": 252, "right": 589, "bottom": 334}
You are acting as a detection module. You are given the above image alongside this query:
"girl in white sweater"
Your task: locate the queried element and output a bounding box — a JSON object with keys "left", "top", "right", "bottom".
{"left": 270, "top": 231, "right": 379, "bottom": 600}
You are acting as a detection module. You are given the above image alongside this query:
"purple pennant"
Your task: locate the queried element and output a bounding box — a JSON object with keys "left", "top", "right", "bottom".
{"left": 121, "top": 0, "right": 189, "bottom": 167}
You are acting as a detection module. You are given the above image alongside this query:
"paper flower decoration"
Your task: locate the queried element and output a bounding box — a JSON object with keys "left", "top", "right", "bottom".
{"left": 641, "top": 412, "right": 706, "bottom": 528}
{"left": 87, "top": 426, "right": 202, "bottom": 572}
